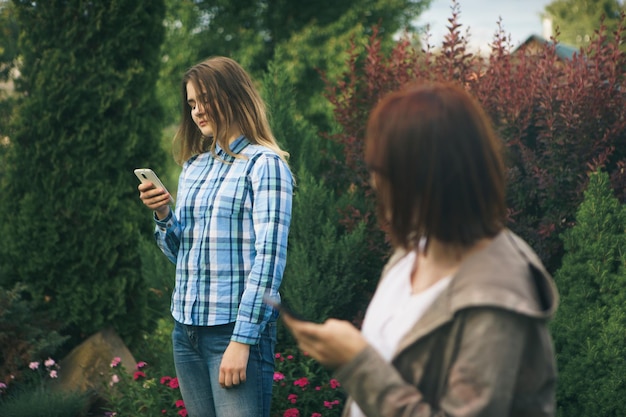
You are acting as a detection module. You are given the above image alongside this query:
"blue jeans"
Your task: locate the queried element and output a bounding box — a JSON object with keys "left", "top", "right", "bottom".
{"left": 172, "top": 320, "right": 276, "bottom": 417}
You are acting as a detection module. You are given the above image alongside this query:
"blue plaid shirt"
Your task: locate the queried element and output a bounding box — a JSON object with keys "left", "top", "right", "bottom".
{"left": 154, "top": 136, "right": 293, "bottom": 344}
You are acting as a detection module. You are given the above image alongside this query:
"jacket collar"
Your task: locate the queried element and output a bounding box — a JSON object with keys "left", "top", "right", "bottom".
{"left": 394, "top": 229, "right": 559, "bottom": 354}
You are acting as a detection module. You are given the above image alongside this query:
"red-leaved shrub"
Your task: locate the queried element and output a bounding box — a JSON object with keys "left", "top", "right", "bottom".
{"left": 325, "top": 0, "right": 626, "bottom": 271}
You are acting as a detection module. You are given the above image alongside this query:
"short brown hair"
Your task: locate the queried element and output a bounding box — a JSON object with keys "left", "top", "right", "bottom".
{"left": 365, "top": 82, "right": 506, "bottom": 249}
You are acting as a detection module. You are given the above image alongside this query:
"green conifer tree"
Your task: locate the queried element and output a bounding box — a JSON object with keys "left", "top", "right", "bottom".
{"left": 0, "top": 0, "right": 167, "bottom": 348}
{"left": 262, "top": 60, "right": 385, "bottom": 332}
{"left": 551, "top": 170, "right": 626, "bottom": 417}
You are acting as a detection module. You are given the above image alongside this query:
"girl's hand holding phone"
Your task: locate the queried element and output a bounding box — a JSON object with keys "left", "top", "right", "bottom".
{"left": 138, "top": 182, "right": 171, "bottom": 219}
{"left": 135, "top": 168, "right": 173, "bottom": 219}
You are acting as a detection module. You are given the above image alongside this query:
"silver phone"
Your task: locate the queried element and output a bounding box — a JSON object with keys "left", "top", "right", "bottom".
{"left": 134, "top": 168, "right": 174, "bottom": 203}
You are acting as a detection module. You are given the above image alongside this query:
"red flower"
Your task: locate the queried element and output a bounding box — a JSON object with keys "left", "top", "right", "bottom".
{"left": 288, "top": 393, "right": 298, "bottom": 404}
{"left": 330, "top": 378, "right": 341, "bottom": 389}
{"left": 175, "top": 399, "right": 185, "bottom": 408}
{"left": 283, "top": 408, "right": 300, "bottom": 417}
{"left": 273, "top": 371, "right": 285, "bottom": 382}
{"left": 169, "top": 377, "right": 180, "bottom": 389}
{"left": 178, "top": 409, "right": 188, "bottom": 417}
{"left": 136, "top": 361, "right": 147, "bottom": 369}
{"left": 293, "top": 377, "right": 309, "bottom": 388}
{"left": 133, "top": 371, "right": 146, "bottom": 380}
{"left": 160, "top": 376, "right": 172, "bottom": 385}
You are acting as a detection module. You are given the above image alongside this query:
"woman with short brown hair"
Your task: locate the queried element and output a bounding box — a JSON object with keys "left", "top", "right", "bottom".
{"left": 283, "top": 82, "right": 558, "bottom": 417}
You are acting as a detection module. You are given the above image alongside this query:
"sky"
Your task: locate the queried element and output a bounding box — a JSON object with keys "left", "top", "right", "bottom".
{"left": 415, "top": 0, "right": 553, "bottom": 52}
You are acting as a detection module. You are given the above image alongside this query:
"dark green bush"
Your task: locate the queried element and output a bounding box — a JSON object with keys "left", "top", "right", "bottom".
{"left": 0, "top": 0, "right": 168, "bottom": 350}
{"left": 0, "top": 284, "right": 67, "bottom": 385}
{"left": 0, "top": 389, "right": 89, "bottom": 417}
{"left": 262, "top": 61, "right": 385, "bottom": 336}
{"left": 551, "top": 170, "right": 626, "bottom": 417}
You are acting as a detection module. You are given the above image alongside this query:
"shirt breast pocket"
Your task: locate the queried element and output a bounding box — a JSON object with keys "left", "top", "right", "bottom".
{"left": 209, "top": 177, "right": 250, "bottom": 221}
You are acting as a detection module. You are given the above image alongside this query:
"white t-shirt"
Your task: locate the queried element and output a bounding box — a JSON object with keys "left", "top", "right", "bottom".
{"left": 349, "top": 250, "right": 452, "bottom": 417}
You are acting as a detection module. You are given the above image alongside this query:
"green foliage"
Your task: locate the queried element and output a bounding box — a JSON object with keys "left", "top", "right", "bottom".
{"left": 0, "top": 0, "right": 19, "bottom": 81}
{"left": 544, "top": 0, "right": 625, "bottom": 47}
{"left": 282, "top": 171, "right": 375, "bottom": 324}
{"left": 157, "top": 0, "right": 205, "bottom": 127}
{"left": 0, "top": 356, "right": 89, "bottom": 417}
{"left": 132, "top": 316, "right": 177, "bottom": 379}
{"left": 0, "top": 0, "right": 168, "bottom": 349}
{"left": 261, "top": 58, "right": 340, "bottom": 178}
{"left": 0, "top": 284, "right": 68, "bottom": 386}
{"left": 0, "top": 389, "right": 89, "bottom": 417}
{"left": 262, "top": 59, "right": 385, "bottom": 333}
{"left": 138, "top": 235, "right": 176, "bottom": 323}
{"left": 550, "top": 170, "right": 626, "bottom": 417}
{"left": 272, "top": 349, "right": 345, "bottom": 417}
{"left": 157, "top": 0, "right": 431, "bottom": 132}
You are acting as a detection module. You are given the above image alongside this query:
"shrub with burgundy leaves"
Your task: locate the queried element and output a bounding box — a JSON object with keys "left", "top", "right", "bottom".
{"left": 326, "top": 0, "right": 626, "bottom": 273}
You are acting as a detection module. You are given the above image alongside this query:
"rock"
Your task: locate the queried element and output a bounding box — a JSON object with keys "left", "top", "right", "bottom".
{"left": 49, "top": 327, "right": 136, "bottom": 398}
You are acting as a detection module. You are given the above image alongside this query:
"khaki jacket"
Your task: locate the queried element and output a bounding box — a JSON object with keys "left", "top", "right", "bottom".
{"left": 336, "top": 229, "right": 559, "bottom": 417}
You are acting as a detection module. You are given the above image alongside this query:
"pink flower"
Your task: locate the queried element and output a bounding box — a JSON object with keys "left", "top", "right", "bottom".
{"left": 110, "top": 357, "right": 121, "bottom": 368}
{"left": 275, "top": 353, "right": 282, "bottom": 359}
{"left": 44, "top": 358, "right": 55, "bottom": 367}
{"left": 29, "top": 362, "right": 39, "bottom": 370}
{"left": 288, "top": 393, "right": 298, "bottom": 404}
{"left": 136, "top": 361, "right": 147, "bottom": 369}
{"left": 178, "top": 409, "right": 188, "bottom": 417}
{"left": 273, "top": 372, "right": 285, "bottom": 382}
{"left": 315, "top": 386, "right": 321, "bottom": 391}
{"left": 161, "top": 410, "right": 167, "bottom": 414}
{"left": 160, "top": 376, "right": 172, "bottom": 385}
{"left": 169, "top": 377, "right": 180, "bottom": 389}
{"left": 49, "top": 370, "right": 58, "bottom": 378}
{"left": 311, "top": 414, "right": 322, "bottom": 417}
{"left": 133, "top": 371, "right": 146, "bottom": 380}
{"left": 0, "top": 382, "right": 7, "bottom": 389}
{"left": 175, "top": 399, "right": 185, "bottom": 408}
{"left": 293, "top": 377, "right": 309, "bottom": 388}
{"left": 110, "top": 374, "right": 120, "bottom": 386}
{"left": 330, "top": 378, "right": 341, "bottom": 389}
{"left": 283, "top": 408, "right": 300, "bottom": 417}
{"left": 287, "top": 355, "right": 294, "bottom": 360}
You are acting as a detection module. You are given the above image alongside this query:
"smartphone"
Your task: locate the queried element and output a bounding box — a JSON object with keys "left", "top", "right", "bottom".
{"left": 134, "top": 168, "right": 174, "bottom": 203}
{"left": 263, "top": 293, "right": 306, "bottom": 321}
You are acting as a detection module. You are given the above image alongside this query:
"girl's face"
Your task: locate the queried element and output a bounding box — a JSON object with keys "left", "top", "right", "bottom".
{"left": 186, "top": 82, "right": 215, "bottom": 138}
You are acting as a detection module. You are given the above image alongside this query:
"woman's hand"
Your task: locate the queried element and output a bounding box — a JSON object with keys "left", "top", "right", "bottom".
{"left": 138, "top": 182, "right": 171, "bottom": 219}
{"left": 282, "top": 314, "right": 368, "bottom": 369}
{"left": 219, "top": 341, "right": 250, "bottom": 388}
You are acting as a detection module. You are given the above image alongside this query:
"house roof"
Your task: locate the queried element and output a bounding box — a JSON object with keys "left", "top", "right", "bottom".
{"left": 513, "top": 34, "right": 580, "bottom": 61}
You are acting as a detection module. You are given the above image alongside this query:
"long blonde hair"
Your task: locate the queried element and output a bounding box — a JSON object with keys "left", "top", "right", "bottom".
{"left": 173, "top": 56, "right": 289, "bottom": 165}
